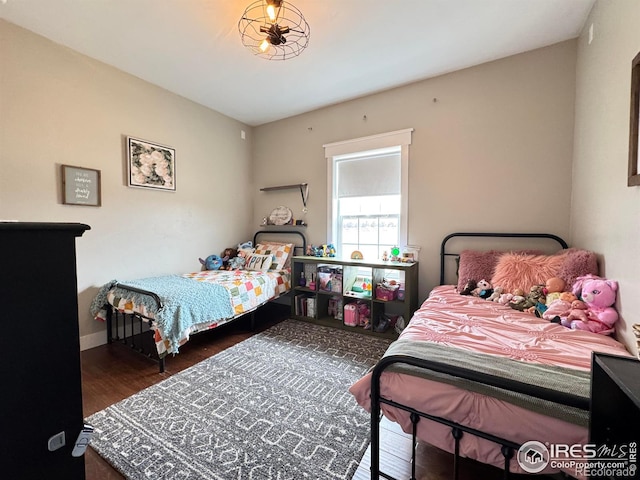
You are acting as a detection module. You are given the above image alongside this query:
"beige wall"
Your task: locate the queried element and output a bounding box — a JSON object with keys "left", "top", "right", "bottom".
{"left": 254, "top": 41, "right": 578, "bottom": 304}
{"left": 6, "top": 4, "right": 637, "bottom": 356}
{"left": 0, "top": 20, "right": 254, "bottom": 347}
{"left": 572, "top": 0, "right": 640, "bottom": 355}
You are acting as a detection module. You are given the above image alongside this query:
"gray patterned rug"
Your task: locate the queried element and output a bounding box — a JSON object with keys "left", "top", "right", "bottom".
{"left": 87, "top": 320, "right": 391, "bottom": 479}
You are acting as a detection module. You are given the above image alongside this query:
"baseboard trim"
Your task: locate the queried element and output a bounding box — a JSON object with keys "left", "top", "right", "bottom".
{"left": 80, "top": 330, "right": 107, "bottom": 351}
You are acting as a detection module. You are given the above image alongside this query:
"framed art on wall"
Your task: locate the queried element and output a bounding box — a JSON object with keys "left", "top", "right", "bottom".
{"left": 61, "top": 164, "right": 101, "bottom": 206}
{"left": 126, "top": 136, "right": 176, "bottom": 191}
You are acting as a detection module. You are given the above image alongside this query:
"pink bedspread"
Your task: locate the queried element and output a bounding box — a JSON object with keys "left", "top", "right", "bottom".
{"left": 349, "top": 285, "right": 632, "bottom": 477}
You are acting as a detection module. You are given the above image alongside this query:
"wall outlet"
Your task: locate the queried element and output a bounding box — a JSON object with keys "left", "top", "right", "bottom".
{"left": 47, "top": 431, "right": 66, "bottom": 452}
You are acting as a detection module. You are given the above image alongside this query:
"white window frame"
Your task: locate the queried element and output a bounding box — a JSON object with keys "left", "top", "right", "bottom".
{"left": 324, "top": 128, "right": 413, "bottom": 249}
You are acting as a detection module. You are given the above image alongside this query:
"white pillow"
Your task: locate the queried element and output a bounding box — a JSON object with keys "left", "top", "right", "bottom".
{"left": 245, "top": 253, "right": 273, "bottom": 272}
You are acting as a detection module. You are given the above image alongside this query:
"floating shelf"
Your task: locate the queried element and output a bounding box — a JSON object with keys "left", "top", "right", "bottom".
{"left": 260, "top": 183, "right": 309, "bottom": 211}
{"left": 259, "top": 224, "right": 306, "bottom": 228}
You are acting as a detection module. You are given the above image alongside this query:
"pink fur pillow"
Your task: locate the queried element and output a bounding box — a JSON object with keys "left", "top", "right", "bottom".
{"left": 456, "top": 249, "right": 545, "bottom": 292}
{"left": 491, "top": 253, "right": 564, "bottom": 294}
{"left": 556, "top": 248, "right": 599, "bottom": 290}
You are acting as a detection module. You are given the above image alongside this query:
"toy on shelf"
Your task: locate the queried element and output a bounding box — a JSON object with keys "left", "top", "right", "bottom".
{"left": 306, "top": 244, "right": 336, "bottom": 257}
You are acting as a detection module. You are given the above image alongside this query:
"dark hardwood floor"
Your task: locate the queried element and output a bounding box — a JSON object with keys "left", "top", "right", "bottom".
{"left": 81, "top": 305, "right": 555, "bottom": 480}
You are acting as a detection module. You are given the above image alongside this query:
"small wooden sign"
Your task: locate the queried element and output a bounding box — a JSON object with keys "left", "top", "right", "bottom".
{"left": 62, "top": 165, "right": 101, "bottom": 207}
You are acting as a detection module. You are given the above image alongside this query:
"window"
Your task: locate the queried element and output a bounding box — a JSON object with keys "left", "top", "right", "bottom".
{"left": 324, "top": 129, "right": 413, "bottom": 260}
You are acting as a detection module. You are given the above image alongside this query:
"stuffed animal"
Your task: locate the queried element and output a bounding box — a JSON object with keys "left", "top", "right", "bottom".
{"left": 510, "top": 285, "right": 545, "bottom": 312}
{"left": 228, "top": 250, "right": 247, "bottom": 270}
{"left": 237, "top": 240, "right": 253, "bottom": 253}
{"left": 459, "top": 279, "right": 477, "bottom": 296}
{"left": 508, "top": 288, "right": 526, "bottom": 308}
{"left": 542, "top": 291, "right": 577, "bottom": 322}
{"left": 498, "top": 292, "right": 514, "bottom": 305}
{"left": 543, "top": 277, "right": 566, "bottom": 305}
{"left": 487, "top": 286, "right": 504, "bottom": 302}
{"left": 562, "top": 275, "right": 619, "bottom": 334}
{"left": 199, "top": 254, "right": 223, "bottom": 271}
{"left": 356, "top": 302, "right": 370, "bottom": 327}
{"left": 220, "top": 247, "right": 238, "bottom": 270}
{"left": 472, "top": 279, "right": 493, "bottom": 299}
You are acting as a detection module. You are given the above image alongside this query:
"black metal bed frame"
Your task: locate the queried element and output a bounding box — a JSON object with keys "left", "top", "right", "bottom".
{"left": 370, "top": 232, "right": 575, "bottom": 480}
{"left": 105, "top": 229, "right": 306, "bottom": 373}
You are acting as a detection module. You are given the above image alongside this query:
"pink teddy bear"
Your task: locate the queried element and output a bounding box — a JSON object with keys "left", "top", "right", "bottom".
{"left": 561, "top": 275, "right": 619, "bottom": 335}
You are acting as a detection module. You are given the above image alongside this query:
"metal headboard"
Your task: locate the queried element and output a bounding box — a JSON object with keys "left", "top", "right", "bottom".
{"left": 439, "top": 232, "right": 569, "bottom": 285}
{"left": 253, "top": 229, "right": 307, "bottom": 255}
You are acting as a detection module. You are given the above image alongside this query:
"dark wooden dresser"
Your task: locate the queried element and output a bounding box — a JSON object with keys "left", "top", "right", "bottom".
{"left": 590, "top": 352, "right": 640, "bottom": 479}
{"left": 0, "top": 222, "right": 90, "bottom": 479}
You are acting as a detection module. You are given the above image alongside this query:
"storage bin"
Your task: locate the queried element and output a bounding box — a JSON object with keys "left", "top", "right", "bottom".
{"left": 397, "top": 284, "right": 405, "bottom": 300}
{"left": 343, "top": 303, "right": 359, "bottom": 326}
{"left": 376, "top": 284, "right": 398, "bottom": 301}
{"left": 328, "top": 297, "right": 343, "bottom": 320}
{"left": 318, "top": 272, "right": 332, "bottom": 291}
{"left": 330, "top": 273, "right": 342, "bottom": 293}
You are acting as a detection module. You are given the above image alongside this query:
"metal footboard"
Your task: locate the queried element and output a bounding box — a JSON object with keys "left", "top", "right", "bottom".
{"left": 105, "top": 282, "right": 167, "bottom": 372}
{"left": 105, "top": 282, "right": 260, "bottom": 373}
{"left": 370, "top": 355, "right": 588, "bottom": 480}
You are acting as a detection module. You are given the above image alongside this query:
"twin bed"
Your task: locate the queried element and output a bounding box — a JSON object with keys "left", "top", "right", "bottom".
{"left": 91, "top": 230, "right": 306, "bottom": 372}
{"left": 349, "top": 233, "right": 634, "bottom": 479}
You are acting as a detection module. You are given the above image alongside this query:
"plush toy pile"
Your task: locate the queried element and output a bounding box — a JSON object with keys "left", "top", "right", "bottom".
{"left": 199, "top": 241, "right": 255, "bottom": 271}
{"left": 458, "top": 273, "right": 620, "bottom": 335}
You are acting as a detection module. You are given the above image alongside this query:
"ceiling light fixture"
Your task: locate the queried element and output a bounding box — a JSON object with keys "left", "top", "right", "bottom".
{"left": 239, "top": 0, "right": 310, "bottom": 60}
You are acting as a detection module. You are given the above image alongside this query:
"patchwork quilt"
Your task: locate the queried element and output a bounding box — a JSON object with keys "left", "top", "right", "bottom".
{"left": 92, "top": 269, "right": 290, "bottom": 357}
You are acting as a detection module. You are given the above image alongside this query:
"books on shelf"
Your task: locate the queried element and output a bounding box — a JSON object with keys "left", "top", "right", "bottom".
{"left": 294, "top": 295, "right": 316, "bottom": 318}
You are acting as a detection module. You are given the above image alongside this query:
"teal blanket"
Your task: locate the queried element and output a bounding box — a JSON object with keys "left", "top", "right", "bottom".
{"left": 91, "top": 276, "right": 233, "bottom": 354}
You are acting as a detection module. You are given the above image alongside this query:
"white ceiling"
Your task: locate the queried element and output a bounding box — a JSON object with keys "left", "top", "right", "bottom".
{"left": 1, "top": 0, "right": 595, "bottom": 126}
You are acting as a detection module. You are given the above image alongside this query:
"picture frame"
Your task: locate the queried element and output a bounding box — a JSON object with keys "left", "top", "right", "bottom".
{"left": 628, "top": 51, "right": 640, "bottom": 186}
{"left": 61, "top": 165, "right": 101, "bottom": 207}
{"left": 126, "top": 136, "right": 176, "bottom": 191}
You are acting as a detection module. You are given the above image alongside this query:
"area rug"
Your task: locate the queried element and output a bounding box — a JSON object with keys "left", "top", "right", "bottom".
{"left": 87, "top": 320, "right": 392, "bottom": 479}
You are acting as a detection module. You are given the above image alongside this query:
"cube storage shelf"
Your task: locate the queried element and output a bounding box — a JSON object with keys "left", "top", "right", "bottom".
{"left": 291, "top": 256, "right": 419, "bottom": 339}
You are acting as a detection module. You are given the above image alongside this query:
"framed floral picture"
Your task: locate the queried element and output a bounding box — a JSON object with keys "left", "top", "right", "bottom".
{"left": 126, "top": 136, "right": 176, "bottom": 191}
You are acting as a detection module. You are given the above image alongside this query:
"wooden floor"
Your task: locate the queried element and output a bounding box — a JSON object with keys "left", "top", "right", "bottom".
{"left": 81, "top": 305, "right": 554, "bottom": 480}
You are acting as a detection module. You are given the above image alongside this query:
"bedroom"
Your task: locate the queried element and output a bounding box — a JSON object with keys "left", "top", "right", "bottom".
{"left": 1, "top": 0, "right": 639, "bottom": 478}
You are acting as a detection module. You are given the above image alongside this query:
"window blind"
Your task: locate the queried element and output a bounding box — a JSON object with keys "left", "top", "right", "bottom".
{"left": 336, "top": 153, "right": 400, "bottom": 198}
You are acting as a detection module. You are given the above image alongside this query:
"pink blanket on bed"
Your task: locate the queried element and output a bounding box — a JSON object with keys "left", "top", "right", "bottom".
{"left": 349, "top": 285, "right": 632, "bottom": 477}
